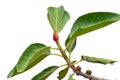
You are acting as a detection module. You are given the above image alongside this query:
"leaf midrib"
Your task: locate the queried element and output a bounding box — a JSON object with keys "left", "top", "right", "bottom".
{"left": 70, "top": 20, "right": 118, "bottom": 39}
{"left": 55, "top": 9, "right": 58, "bottom": 31}
{"left": 28, "top": 47, "right": 50, "bottom": 65}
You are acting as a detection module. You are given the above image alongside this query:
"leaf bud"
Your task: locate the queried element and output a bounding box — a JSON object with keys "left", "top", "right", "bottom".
{"left": 53, "top": 30, "right": 59, "bottom": 42}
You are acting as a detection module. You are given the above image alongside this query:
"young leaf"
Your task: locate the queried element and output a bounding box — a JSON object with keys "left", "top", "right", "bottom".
{"left": 65, "top": 36, "right": 76, "bottom": 53}
{"left": 67, "top": 74, "right": 75, "bottom": 80}
{"left": 47, "top": 6, "right": 70, "bottom": 33}
{"left": 57, "top": 67, "right": 69, "bottom": 80}
{"left": 7, "top": 43, "right": 51, "bottom": 78}
{"left": 69, "top": 12, "right": 120, "bottom": 39}
{"left": 81, "top": 55, "right": 117, "bottom": 64}
{"left": 32, "top": 66, "right": 58, "bottom": 80}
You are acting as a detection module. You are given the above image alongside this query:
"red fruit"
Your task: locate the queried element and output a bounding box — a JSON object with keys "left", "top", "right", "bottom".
{"left": 53, "top": 30, "right": 59, "bottom": 42}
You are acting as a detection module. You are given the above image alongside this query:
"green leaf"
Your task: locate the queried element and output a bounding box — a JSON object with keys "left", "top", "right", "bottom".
{"left": 65, "top": 36, "right": 76, "bottom": 53}
{"left": 57, "top": 67, "right": 69, "bottom": 80}
{"left": 7, "top": 43, "right": 51, "bottom": 78}
{"left": 67, "top": 74, "right": 75, "bottom": 80}
{"left": 47, "top": 6, "right": 70, "bottom": 33}
{"left": 81, "top": 55, "right": 117, "bottom": 64}
{"left": 69, "top": 12, "right": 120, "bottom": 39}
{"left": 32, "top": 66, "right": 58, "bottom": 80}
{"left": 7, "top": 67, "right": 18, "bottom": 78}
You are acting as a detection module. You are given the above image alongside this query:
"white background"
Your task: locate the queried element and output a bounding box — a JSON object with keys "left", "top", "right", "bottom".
{"left": 0, "top": 0, "right": 120, "bottom": 80}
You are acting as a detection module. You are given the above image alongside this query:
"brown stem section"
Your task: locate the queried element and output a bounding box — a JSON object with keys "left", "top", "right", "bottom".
{"left": 76, "top": 70, "right": 109, "bottom": 80}
{"left": 56, "top": 41, "right": 109, "bottom": 80}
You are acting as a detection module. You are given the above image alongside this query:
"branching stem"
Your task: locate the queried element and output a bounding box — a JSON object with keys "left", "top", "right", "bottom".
{"left": 76, "top": 71, "right": 109, "bottom": 80}
{"left": 55, "top": 41, "right": 109, "bottom": 80}
{"left": 56, "top": 41, "right": 76, "bottom": 71}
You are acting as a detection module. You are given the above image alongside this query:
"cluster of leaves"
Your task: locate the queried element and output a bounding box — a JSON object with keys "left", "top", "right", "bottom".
{"left": 8, "top": 6, "right": 120, "bottom": 80}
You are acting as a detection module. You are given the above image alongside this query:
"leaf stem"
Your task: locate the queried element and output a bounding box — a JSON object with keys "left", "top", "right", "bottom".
{"left": 51, "top": 48, "right": 59, "bottom": 50}
{"left": 50, "top": 53, "right": 62, "bottom": 57}
{"left": 64, "top": 39, "right": 72, "bottom": 52}
{"left": 73, "top": 59, "right": 82, "bottom": 65}
{"left": 59, "top": 64, "right": 68, "bottom": 68}
{"left": 64, "top": 39, "right": 74, "bottom": 59}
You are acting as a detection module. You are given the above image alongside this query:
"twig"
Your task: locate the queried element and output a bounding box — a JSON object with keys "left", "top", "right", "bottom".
{"left": 56, "top": 41, "right": 109, "bottom": 80}
{"left": 75, "top": 70, "right": 109, "bottom": 80}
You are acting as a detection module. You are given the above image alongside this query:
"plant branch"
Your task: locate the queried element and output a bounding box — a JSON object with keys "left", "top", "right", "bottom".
{"left": 56, "top": 41, "right": 76, "bottom": 70}
{"left": 76, "top": 70, "right": 109, "bottom": 80}
{"left": 56, "top": 41, "right": 109, "bottom": 80}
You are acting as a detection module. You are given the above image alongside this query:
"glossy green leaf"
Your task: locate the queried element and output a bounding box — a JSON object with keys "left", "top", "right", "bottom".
{"left": 47, "top": 6, "right": 70, "bottom": 33}
{"left": 65, "top": 36, "right": 76, "bottom": 53}
{"left": 67, "top": 74, "right": 75, "bottom": 80}
{"left": 81, "top": 55, "right": 117, "bottom": 64}
{"left": 7, "top": 43, "right": 51, "bottom": 78}
{"left": 69, "top": 12, "right": 120, "bottom": 39}
{"left": 32, "top": 66, "right": 58, "bottom": 80}
{"left": 57, "top": 67, "right": 69, "bottom": 80}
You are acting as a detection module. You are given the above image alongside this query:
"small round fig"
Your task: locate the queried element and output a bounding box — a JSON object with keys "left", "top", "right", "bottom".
{"left": 76, "top": 66, "right": 81, "bottom": 71}
{"left": 86, "top": 70, "right": 92, "bottom": 75}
